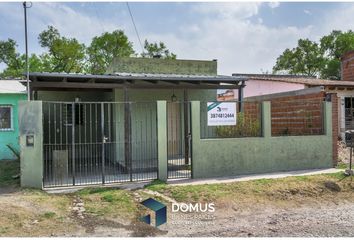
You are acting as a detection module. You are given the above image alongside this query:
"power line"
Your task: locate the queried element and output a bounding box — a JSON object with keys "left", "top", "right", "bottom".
{"left": 126, "top": 2, "right": 144, "bottom": 54}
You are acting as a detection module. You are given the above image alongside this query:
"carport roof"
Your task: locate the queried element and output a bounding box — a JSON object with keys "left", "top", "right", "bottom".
{"left": 27, "top": 72, "right": 247, "bottom": 90}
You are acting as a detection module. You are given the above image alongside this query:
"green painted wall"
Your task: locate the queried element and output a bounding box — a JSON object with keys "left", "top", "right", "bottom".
{"left": 19, "top": 101, "right": 43, "bottom": 188}
{"left": 113, "top": 89, "right": 217, "bottom": 165}
{"left": 0, "top": 93, "right": 26, "bottom": 160}
{"left": 191, "top": 101, "right": 333, "bottom": 178}
{"left": 107, "top": 57, "right": 217, "bottom": 75}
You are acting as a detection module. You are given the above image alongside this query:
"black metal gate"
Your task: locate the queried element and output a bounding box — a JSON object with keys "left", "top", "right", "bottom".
{"left": 167, "top": 101, "right": 192, "bottom": 179}
{"left": 42, "top": 101, "right": 158, "bottom": 188}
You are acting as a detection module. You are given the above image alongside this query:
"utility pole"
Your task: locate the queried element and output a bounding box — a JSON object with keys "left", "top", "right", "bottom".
{"left": 23, "top": 2, "right": 31, "bottom": 101}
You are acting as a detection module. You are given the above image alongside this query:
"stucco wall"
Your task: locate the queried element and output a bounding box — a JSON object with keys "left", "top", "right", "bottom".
{"left": 0, "top": 94, "right": 26, "bottom": 160}
{"left": 191, "top": 101, "right": 333, "bottom": 178}
{"left": 233, "top": 80, "right": 306, "bottom": 98}
{"left": 19, "top": 101, "right": 43, "bottom": 188}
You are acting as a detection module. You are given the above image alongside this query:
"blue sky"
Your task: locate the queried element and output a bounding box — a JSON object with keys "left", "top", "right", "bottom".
{"left": 1, "top": 2, "right": 354, "bottom": 75}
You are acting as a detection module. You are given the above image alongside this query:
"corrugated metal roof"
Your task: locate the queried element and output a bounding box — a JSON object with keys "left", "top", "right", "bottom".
{"left": 0, "top": 80, "right": 26, "bottom": 94}
{"left": 29, "top": 72, "right": 246, "bottom": 82}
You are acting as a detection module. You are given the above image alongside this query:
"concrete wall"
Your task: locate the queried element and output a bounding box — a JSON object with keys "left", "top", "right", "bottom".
{"left": 191, "top": 101, "right": 333, "bottom": 179}
{"left": 0, "top": 93, "right": 26, "bottom": 160}
{"left": 19, "top": 101, "right": 43, "bottom": 188}
{"left": 107, "top": 57, "right": 217, "bottom": 75}
{"left": 233, "top": 80, "right": 305, "bottom": 99}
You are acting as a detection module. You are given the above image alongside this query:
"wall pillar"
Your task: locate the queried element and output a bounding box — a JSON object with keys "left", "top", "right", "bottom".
{"left": 157, "top": 101, "right": 167, "bottom": 181}
{"left": 324, "top": 101, "right": 333, "bottom": 137}
{"left": 262, "top": 101, "right": 271, "bottom": 138}
{"left": 191, "top": 101, "right": 201, "bottom": 179}
{"left": 19, "top": 101, "right": 43, "bottom": 189}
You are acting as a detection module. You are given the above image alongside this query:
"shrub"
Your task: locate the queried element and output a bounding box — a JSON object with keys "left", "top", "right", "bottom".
{"left": 215, "top": 112, "right": 261, "bottom": 138}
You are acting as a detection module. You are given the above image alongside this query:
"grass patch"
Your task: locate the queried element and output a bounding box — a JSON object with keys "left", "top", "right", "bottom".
{"left": 336, "top": 162, "right": 348, "bottom": 169}
{"left": 78, "top": 188, "right": 138, "bottom": 218}
{"left": 146, "top": 172, "right": 352, "bottom": 204}
{"left": 0, "top": 160, "right": 20, "bottom": 187}
{"left": 41, "top": 212, "right": 56, "bottom": 219}
{"left": 145, "top": 179, "right": 167, "bottom": 191}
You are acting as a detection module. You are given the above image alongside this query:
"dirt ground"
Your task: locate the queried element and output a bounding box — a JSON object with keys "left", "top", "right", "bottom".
{"left": 161, "top": 198, "right": 354, "bottom": 237}
{"left": 2, "top": 172, "right": 354, "bottom": 237}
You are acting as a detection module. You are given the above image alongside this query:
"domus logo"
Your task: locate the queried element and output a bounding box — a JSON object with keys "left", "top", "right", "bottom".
{"left": 139, "top": 198, "right": 167, "bottom": 227}
{"left": 172, "top": 203, "right": 215, "bottom": 213}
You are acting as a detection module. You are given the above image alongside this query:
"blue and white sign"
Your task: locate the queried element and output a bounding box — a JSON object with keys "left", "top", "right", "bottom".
{"left": 207, "top": 102, "right": 237, "bottom": 126}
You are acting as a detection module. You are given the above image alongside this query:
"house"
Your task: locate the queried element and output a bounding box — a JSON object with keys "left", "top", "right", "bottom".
{"left": 0, "top": 80, "right": 26, "bottom": 160}
{"left": 19, "top": 57, "right": 334, "bottom": 189}
{"left": 233, "top": 50, "right": 354, "bottom": 142}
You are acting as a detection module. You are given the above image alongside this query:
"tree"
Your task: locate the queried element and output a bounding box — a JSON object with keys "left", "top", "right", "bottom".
{"left": 38, "top": 26, "right": 86, "bottom": 73}
{"left": 87, "top": 30, "right": 135, "bottom": 74}
{"left": 320, "top": 30, "right": 354, "bottom": 79}
{"left": 0, "top": 39, "right": 47, "bottom": 78}
{"left": 273, "top": 39, "right": 325, "bottom": 77}
{"left": 273, "top": 30, "right": 354, "bottom": 79}
{"left": 141, "top": 40, "right": 176, "bottom": 59}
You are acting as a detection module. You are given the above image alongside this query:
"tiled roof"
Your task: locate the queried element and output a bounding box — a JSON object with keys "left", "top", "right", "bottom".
{"left": 233, "top": 74, "right": 354, "bottom": 87}
{"left": 0, "top": 80, "right": 26, "bottom": 94}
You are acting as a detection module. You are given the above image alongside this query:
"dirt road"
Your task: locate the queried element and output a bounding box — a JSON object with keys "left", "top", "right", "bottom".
{"left": 162, "top": 200, "right": 354, "bottom": 237}
{"left": 2, "top": 172, "right": 354, "bottom": 237}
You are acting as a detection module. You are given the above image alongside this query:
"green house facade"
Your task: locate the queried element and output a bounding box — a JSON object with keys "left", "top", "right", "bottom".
{"left": 0, "top": 80, "right": 26, "bottom": 160}
{"left": 18, "top": 58, "right": 333, "bottom": 189}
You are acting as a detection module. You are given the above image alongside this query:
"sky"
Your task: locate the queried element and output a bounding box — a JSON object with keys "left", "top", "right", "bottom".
{"left": 1, "top": 1, "right": 354, "bottom": 75}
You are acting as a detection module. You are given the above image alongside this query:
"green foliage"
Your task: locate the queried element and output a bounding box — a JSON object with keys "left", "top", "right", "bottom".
{"left": 215, "top": 112, "right": 261, "bottom": 138}
{"left": 273, "top": 30, "right": 354, "bottom": 79}
{"left": 87, "top": 30, "right": 135, "bottom": 74}
{"left": 38, "top": 26, "right": 86, "bottom": 73}
{"left": 0, "top": 26, "right": 176, "bottom": 78}
{"left": 273, "top": 39, "right": 325, "bottom": 77}
{"left": 141, "top": 40, "right": 176, "bottom": 59}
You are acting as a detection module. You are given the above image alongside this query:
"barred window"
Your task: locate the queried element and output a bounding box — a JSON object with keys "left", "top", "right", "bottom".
{"left": 0, "top": 106, "right": 12, "bottom": 130}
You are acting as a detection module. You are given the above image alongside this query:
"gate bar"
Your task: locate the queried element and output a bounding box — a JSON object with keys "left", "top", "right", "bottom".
{"left": 184, "top": 90, "right": 190, "bottom": 165}
{"left": 72, "top": 103, "right": 76, "bottom": 185}
{"left": 101, "top": 102, "right": 105, "bottom": 184}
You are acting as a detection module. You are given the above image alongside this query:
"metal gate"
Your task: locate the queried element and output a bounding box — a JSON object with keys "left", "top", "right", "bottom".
{"left": 42, "top": 101, "right": 158, "bottom": 188}
{"left": 167, "top": 101, "right": 192, "bottom": 179}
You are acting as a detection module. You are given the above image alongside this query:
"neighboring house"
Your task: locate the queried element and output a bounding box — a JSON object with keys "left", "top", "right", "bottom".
{"left": 233, "top": 51, "right": 354, "bottom": 141}
{"left": 0, "top": 80, "right": 26, "bottom": 160}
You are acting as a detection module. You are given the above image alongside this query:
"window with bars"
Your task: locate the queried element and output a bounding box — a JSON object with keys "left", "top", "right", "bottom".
{"left": 0, "top": 105, "right": 13, "bottom": 130}
{"left": 64, "top": 103, "right": 84, "bottom": 126}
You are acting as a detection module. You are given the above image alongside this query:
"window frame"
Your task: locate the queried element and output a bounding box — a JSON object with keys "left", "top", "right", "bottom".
{"left": 0, "top": 105, "right": 14, "bottom": 131}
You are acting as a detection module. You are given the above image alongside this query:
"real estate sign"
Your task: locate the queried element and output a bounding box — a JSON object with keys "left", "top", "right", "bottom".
{"left": 207, "top": 102, "right": 237, "bottom": 126}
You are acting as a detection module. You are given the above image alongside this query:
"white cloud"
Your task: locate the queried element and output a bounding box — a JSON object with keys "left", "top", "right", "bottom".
{"left": 304, "top": 9, "right": 312, "bottom": 15}
{"left": 268, "top": 2, "right": 280, "bottom": 9}
{"left": 192, "top": 2, "right": 261, "bottom": 20}
{"left": 143, "top": 3, "right": 313, "bottom": 75}
{"left": 319, "top": 3, "right": 354, "bottom": 36}
{"left": 30, "top": 3, "right": 132, "bottom": 45}
{"left": 2, "top": 2, "right": 354, "bottom": 76}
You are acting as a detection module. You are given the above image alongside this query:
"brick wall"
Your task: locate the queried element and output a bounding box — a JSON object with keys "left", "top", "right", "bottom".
{"left": 270, "top": 92, "right": 325, "bottom": 136}
{"left": 342, "top": 51, "right": 354, "bottom": 81}
{"left": 244, "top": 91, "right": 338, "bottom": 165}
